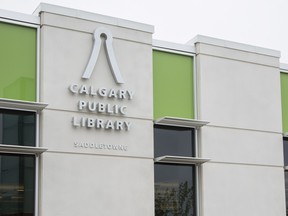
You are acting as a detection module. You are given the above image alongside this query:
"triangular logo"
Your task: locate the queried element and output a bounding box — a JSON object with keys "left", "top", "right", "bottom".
{"left": 82, "top": 27, "right": 124, "bottom": 84}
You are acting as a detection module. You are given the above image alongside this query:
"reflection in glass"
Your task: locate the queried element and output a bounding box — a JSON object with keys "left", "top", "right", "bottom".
{"left": 285, "top": 171, "right": 288, "bottom": 216}
{"left": 154, "top": 125, "right": 194, "bottom": 157}
{"left": 0, "top": 109, "right": 35, "bottom": 146}
{"left": 0, "top": 154, "right": 35, "bottom": 216}
{"left": 155, "top": 164, "right": 195, "bottom": 216}
{"left": 284, "top": 139, "right": 288, "bottom": 167}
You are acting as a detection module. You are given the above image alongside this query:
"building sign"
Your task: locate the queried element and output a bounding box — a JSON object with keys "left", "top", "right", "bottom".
{"left": 69, "top": 27, "right": 134, "bottom": 132}
{"left": 82, "top": 27, "right": 124, "bottom": 84}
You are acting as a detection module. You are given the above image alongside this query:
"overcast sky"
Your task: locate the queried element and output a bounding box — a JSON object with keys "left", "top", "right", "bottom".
{"left": 1, "top": 0, "right": 288, "bottom": 63}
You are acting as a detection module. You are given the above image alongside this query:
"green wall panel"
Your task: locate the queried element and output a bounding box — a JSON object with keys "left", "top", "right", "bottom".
{"left": 153, "top": 50, "right": 194, "bottom": 120}
{"left": 281, "top": 72, "right": 288, "bottom": 132}
{"left": 0, "top": 22, "right": 37, "bottom": 101}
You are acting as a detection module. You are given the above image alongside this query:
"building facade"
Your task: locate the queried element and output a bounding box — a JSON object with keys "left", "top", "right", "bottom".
{"left": 0, "top": 3, "right": 287, "bottom": 216}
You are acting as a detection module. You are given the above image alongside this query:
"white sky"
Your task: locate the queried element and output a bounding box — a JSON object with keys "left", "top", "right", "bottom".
{"left": 1, "top": 0, "right": 288, "bottom": 63}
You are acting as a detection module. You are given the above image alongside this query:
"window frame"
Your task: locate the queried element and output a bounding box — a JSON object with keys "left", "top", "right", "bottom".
{"left": 0, "top": 18, "right": 40, "bottom": 102}
{"left": 154, "top": 163, "right": 197, "bottom": 216}
{"left": 0, "top": 106, "right": 47, "bottom": 216}
{"left": 0, "top": 153, "right": 37, "bottom": 215}
{"left": 0, "top": 16, "right": 45, "bottom": 216}
{"left": 283, "top": 137, "right": 288, "bottom": 216}
{"left": 154, "top": 117, "right": 209, "bottom": 216}
{"left": 0, "top": 98, "right": 48, "bottom": 152}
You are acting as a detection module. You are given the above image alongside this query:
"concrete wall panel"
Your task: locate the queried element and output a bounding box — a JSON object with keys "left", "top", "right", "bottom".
{"left": 40, "top": 153, "right": 154, "bottom": 216}
{"left": 40, "top": 109, "right": 153, "bottom": 157}
{"left": 197, "top": 54, "right": 282, "bottom": 132}
{"left": 201, "top": 163, "right": 285, "bottom": 216}
{"left": 201, "top": 126, "right": 283, "bottom": 166}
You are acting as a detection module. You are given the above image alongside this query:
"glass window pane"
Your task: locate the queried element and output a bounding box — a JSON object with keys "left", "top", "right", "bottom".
{"left": 0, "top": 154, "right": 35, "bottom": 216}
{"left": 284, "top": 139, "right": 288, "bottom": 215}
{"left": 0, "top": 109, "right": 36, "bottom": 146}
{"left": 0, "top": 22, "right": 37, "bottom": 102}
{"left": 153, "top": 51, "right": 194, "bottom": 120}
{"left": 284, "top": 139, "right": 288, "bottom": 166}
{"left": 154, "top": 125, "right": 194, "bottom": 157}
{"left": 281, "top": 73, "right": 288, "bottom": 132}
{"left": 285, "top": 171, "right": 288, "bottom": 216}
{"left": 155, "top": 164, "right": 196, "bottom": 216}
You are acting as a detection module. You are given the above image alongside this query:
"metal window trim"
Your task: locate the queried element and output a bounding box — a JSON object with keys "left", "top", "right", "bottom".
{"left": 0, "top": 98, "right": 48, "bottom": 113}
{"left": 280, "top": 63, "right": 288, "bottom": 73}
{"left": 35, "top": 23, "right": 41, "bottom": 216}
{"left": 153, "top": 39, "right": 195, "bottom": 56}
{"left": 0, "top": 9, "right": 40, "bottom": 26}
{"left": 0, "top": 144, "right": 47, "bottom": 155}
{"left": 154, "top": 155, "right": 210, "bottom": 165}
{"left": 152, "top": 39, "right": 204, "bottom": 216}
{"left": 153, "top": 47, "right": 195, "bottom": 57}
{"left": 154, "top": 116, "right": 209, "bottom": 129}
{"left": 0, "top": 8, "right": 46, "bottom": 216}
{"left": 36, "top": 24, "right": 40, "bottom": 102}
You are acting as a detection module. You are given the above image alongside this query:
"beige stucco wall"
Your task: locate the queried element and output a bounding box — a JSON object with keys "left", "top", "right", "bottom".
{"left": 37, "top": 4, "right": 154, "bottom": 216}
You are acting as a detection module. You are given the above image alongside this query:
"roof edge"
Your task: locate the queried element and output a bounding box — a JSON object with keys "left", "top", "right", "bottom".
{"left": 280, "top": 63, "right": 288, "bottom": 72}
{"left": 0, "top": 8, "right": 39, "bottom": 25}
{"left": 33, "top": 3, "right": 154, "bottom": 33}
{"left": 153, "top": 39, "right": 195, "bottom": 54}
{"left": 188, "top": 35, "right": 281, "bottom": 58}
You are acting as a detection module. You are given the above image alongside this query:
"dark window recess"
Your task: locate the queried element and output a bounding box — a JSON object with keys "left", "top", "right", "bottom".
{"left": 283, "top": 139, "right": 288, "bottom": 167}
{"left": 283, "top": 138, "right": 288, "bottom": 216}
{"left": 154, "top": 125, "right": 196, "bottom": 216}
{"left": 0, "top": 154, "right": 35, "bottom": 216}
{"left": 154, "top": 125, "right": 195, "bottom": 158}
{"left": 155, "top": 164, "right": 196, "bottom": 216}
{"left": 0, "top": 109, "right": 36, "bottom": 147}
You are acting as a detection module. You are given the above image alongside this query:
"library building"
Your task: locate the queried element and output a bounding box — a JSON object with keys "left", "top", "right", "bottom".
{"left": 0, "top": 3, "right": 288, "bottom": 216}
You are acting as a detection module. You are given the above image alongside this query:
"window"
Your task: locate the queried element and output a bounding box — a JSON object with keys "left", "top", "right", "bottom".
{"left": 0, "top": 19, "right": 46, "bottom": 216}
{"left": 153, "top": 51, "right": 194, "bottom": 120}
{"left": 154, "top": 125, "right": 196, "bottom": 216}
{"left": 0, "top": 154, "right": 35, "bottom": 216}
{"left": 0, "top": 109, "right": 37, "bottom": 216}
{"left": 0, "top": 21, "right": 37, "bottom": 102}
{"left": 0, "top": 109, "right": 36, "bottom": 147}
{"left": 0, "top": 107, "right": 47, "bottom": 216}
